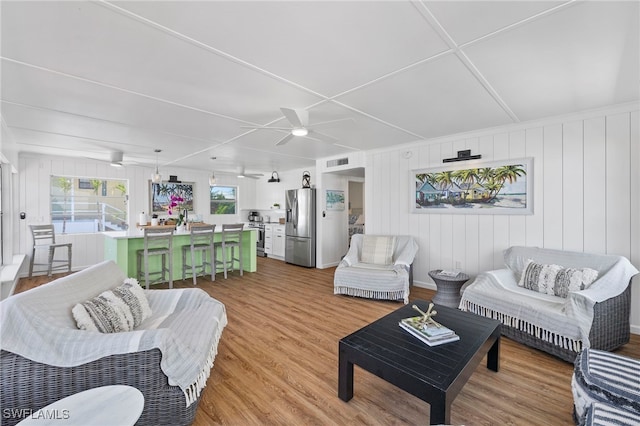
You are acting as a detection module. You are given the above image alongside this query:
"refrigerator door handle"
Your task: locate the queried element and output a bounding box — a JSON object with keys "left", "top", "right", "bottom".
{"left": 292, "top": 197, "right": 298, "bottom": 229}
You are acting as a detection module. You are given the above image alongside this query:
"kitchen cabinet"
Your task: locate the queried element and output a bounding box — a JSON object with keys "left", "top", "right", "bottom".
{"left": 264, "top": 224, "right": 285, "bottom": 259}
{"left": 264, "top": 224, "right": 273, "bottom": 255}
{"left": 272, "top": 225, "right": 285, "bottom": 258}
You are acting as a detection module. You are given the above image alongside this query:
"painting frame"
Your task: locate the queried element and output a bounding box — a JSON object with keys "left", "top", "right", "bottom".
{"left": 210, "top": 185, "right": 238, "bottom": 215}
{"left": 326, "top": 189, "right": 345, "bottom": 211}
{"left": 411, "top": 157, "right": 533, "bottom": 215}
{"left": 149, "top": 181, "right": 195, "bottom": 215}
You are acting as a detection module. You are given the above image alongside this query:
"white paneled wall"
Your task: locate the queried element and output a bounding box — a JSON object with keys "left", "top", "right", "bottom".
{"left": 365, "top": 104, "right": 640, "bottom": 332}
{"left": 16, "top": 154, "right": 255, "bottom": 271}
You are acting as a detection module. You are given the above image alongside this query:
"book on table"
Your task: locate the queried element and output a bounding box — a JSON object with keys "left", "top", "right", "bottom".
{"left": 399, "top": 316, "right": 460, "bottom": 346}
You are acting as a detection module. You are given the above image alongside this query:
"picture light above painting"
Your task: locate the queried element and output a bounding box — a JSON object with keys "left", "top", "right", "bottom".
{"left": 411, "top": 157, "right": 533, "bottom": 215}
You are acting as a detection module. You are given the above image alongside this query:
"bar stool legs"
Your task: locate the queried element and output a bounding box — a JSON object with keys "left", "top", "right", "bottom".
{"left": 136, "top": 228, "right": 174, "bottom": 290}
{"left": 214, "top": 224, "right": 244, "bottom": 279}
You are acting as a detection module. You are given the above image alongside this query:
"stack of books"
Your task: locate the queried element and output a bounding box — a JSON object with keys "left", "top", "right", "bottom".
{"left": 399, "top": 317, "right": 460, "bottom": 346}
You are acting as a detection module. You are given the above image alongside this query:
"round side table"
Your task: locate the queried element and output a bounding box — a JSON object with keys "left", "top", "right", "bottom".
{"left": 17, "top": 385, "right": 144, "bottom": 426}
{"left": 428, "top": 270, "right": 470, "bottom": 309}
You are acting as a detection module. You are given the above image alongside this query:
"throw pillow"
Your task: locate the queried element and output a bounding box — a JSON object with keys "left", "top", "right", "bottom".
{"left": 518, "top": 259, "right": 598, "bottom": 298}
{"left": 72, "top": 278, "right": 152, "bottom": 333}
{"left": 361, "top": 235, "right": 396, "bottom": 265}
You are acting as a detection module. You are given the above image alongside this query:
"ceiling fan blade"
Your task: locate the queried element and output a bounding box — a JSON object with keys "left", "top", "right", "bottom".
{"left": 308, "top": 117, "right": 355, "bottom": 128}
{"left": 281, "top": 107, "right": 308, "bottom": 128}
{"left": 305, "top": 129, "right": 338, "bottom": 144}
{"left": 241, "top": 126, "right": 293, "bottom": 131}
{"left": 275, "top": 133, "right": 295, "bottom": 146}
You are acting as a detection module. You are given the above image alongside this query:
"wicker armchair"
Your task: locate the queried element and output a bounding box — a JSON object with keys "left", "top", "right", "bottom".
{"left": 0, "top": 349, "right": 198, "bottom": 426}
{"left": 0, "top": 260, "right": 226, "bottom": 426}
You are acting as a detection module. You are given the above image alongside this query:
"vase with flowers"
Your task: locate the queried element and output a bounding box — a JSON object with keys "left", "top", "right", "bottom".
{"left": 168, "top": 194, "right": 186, "bottom": 229}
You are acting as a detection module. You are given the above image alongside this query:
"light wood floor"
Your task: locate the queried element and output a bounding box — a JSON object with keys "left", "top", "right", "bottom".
{"left": 16, "top": 257, "right": 640, "bottom": 425}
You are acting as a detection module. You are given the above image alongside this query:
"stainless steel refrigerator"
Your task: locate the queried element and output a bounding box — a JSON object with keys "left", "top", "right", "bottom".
{"left": 285, "top": 188, "right": 316, "bottom": 267}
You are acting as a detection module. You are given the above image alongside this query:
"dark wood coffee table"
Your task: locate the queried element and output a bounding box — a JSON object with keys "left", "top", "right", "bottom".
{"left": 338, "top": 300, "right": 501, "bottom": 425}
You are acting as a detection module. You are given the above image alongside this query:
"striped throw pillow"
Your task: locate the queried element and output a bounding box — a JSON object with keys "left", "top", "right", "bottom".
{"left": 361, "top": 235, "right": 396, "bottom": 265}
{"left": 518, "top": 259, "right": 598, "bottom": 298}
{"left": 72, "top": 278, "right": 152, "bottom": 333}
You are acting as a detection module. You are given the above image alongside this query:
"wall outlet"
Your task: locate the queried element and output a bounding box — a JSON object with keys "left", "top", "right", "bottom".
{"left": 455, "top": 260, "right": 462, "bottom": 270}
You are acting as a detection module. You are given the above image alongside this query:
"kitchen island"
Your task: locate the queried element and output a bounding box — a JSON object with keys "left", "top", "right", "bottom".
{"left": 104, "top": 227, "right": 257, "bottom": 281}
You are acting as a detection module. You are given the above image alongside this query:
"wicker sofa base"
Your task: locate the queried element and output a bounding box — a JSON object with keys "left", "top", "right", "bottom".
{"left": 1, "top": 348, "right": 200, "bottom": 426}
{"left": 500, "top": 284, "right": 631, "bottom": 363}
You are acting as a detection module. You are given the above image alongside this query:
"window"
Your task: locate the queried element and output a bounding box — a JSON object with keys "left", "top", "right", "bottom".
{"left": 210, "top": 185, "right": 237, "bottom": 214}
{"left": 50, "top": 176, "right": 128, "bottom": 234}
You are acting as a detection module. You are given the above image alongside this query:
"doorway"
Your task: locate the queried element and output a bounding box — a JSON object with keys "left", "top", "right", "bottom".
{"left": 348, "top": 180, "right": 364, "bottom": 242}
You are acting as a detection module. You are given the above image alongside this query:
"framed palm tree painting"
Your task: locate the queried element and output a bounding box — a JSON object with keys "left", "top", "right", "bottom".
{"left": 411, "top": 157, "right": 533, "bottom": 215}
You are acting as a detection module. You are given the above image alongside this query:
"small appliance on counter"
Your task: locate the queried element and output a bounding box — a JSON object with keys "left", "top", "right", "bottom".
{"left": 263, "top": 215, "right": 270, "bottom": 223}
{"left": 248, "top": 211, "right": 261, "bottom": 222}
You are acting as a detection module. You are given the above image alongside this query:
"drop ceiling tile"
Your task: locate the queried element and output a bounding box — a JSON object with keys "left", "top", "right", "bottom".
{"left": 1, "top": 1, "right": 323, "bottom": 123}
{"left": 425, "top": 1, "right": 565, "bottom": 45}
{"left": 1, "top": 60, "right": 249, "bottom": 144}
{"left": 463, "top": 1, "right": 640, "bottom": 121}
{"left": 113, "top": 1, "right": 450, "bottom": 97}
{"left": 336, "top": 54, "right": 514, "bottom": 139}
{"left": 1, "top": 102, "right": 214, "bottom": 155}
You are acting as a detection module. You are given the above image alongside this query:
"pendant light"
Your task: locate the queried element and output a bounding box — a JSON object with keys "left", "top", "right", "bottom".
{"left": 208, "top": 156, "right": 216, "bottom": 185}
{"left": 151, "top": 149, "right": 162, "bottom": 183}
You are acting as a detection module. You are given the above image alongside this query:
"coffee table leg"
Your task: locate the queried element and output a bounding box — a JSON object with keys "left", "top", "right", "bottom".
{"left": 487, "top": 335, "right": 500, "bottom": 372}
{"left": 429, "top": 396, "right": 450, "bottom": 425}
{"left": 338, "top": 346, "right": 354, "bottom": 401}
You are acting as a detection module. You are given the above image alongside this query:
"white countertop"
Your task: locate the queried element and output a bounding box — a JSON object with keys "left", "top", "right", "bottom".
{"left": 104, "top": 227, "right": 256, "bottom": 239}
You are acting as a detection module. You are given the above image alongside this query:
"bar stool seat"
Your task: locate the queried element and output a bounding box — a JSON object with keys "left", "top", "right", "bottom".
{"left": 136, "top": 228, "right": 174, "bottom": 290}
{"left": 181, "top": 224, "right": 216, "bottom": 285}
{"left": 214, "top": 223, "right": 244, "bottom": 279}
{"left": 29, "top": 224, "right": 72, "bottom": 277}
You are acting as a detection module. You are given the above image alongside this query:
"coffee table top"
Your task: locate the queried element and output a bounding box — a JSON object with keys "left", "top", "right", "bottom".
{"left": 340, "top": 300, "right": 500, "bottom": 392}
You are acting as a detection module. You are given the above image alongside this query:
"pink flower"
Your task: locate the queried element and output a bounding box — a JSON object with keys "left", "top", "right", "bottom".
{"left": 168, "top": 194, "right": 184, "bottom": 216}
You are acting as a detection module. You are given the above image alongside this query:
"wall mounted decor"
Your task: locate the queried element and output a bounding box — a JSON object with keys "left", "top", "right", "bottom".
{"left": 411, "top": 157, "right": 533, "bottom": 215}
{"left": 150, "top": 181, "right": 194, "bottom": 215}
{"left": 210, "top": 185, "right": 237, "bottom": 214}
{"left": 326, "top": 190, "right": 345, "bottom": 211}
{"left": 302, "top": 171, "right": 311, "bottom": 188}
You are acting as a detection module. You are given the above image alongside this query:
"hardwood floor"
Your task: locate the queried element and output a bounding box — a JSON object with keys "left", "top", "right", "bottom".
{"left": 15, "top": 257, "right": 640, "bottom": 425}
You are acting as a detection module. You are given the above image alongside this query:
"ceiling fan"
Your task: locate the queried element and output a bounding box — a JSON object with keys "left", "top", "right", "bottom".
{"left": 85, "top": 151, "right": 134, "bottom": 168}
{"left": 236, "top": 167, "right": 263, "bottom": 180}
{"left": 242, "top": 107, "right": 350, "bottom": 146}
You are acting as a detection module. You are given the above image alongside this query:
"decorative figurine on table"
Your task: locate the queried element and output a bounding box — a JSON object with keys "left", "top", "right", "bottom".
{"left": 411, "top": 303, "right": 443, "bottom": 328}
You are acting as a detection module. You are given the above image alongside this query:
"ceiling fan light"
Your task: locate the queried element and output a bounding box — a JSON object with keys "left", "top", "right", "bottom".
{"left": 292, "top": 127, "right": 308, "bottom": 137}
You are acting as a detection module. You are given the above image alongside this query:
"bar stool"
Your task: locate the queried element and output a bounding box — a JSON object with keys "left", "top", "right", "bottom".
{"left": 136, "top": 227, "right": 174, "bottom": 290}
{"left": 181, "top": 224, "right": 216, "bottom": 285}
{"left": 28, "top": 224, "right": 72, "bottom": 277}
{"left": 214, "top": 223, "right": 244, "bottom": 279}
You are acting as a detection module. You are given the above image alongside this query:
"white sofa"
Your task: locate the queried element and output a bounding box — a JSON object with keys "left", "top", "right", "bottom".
{"left": 0, "top": 260, "right": 227, "bottom": 426}
{"left": 459, "top": 246, "right": 638, "bottom": 362}
{"left": 334, "top": 234, "right": 418, "bottom": 304}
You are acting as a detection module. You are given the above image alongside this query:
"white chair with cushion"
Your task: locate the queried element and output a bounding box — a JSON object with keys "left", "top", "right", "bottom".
{"left": 334, "top": 234, "right": 419, "bottom": 304}
{"left": 181, "top": 224, "right": 216, "bottom": 285}
{"left": 28, "top": 224, "right": 72, "bottom": 277}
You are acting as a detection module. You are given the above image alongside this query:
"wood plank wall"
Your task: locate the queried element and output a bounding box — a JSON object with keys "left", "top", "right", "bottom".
{"left": 365, "top": 104, "right": 640, "bottom": 331}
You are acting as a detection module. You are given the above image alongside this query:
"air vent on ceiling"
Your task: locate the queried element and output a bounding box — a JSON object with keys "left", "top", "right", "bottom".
{"left": 327, "top": 157, "right": 349, "bottom": 167}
